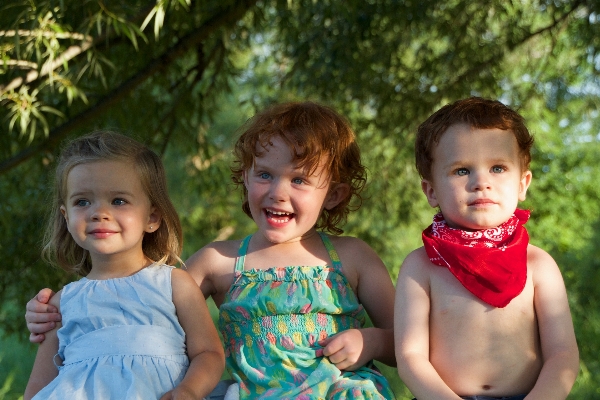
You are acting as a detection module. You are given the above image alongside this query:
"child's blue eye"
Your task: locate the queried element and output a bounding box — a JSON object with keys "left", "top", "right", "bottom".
{"left": 292, "top": 178, "right": 304, "bottom": 184}
{"left": 456, "top": 168, "right": 469, "bottom": 176}
{"left": 112, "top": 198, "right": 127, "bottom": 206}
{"left": 75, "top": 199, "right": 90, "bottom": 207}
{"left": 491, "top": 166, "right": 505, "bottom": 173}
{"left": 259, "top": 172, "right": 271, "bottom": 180}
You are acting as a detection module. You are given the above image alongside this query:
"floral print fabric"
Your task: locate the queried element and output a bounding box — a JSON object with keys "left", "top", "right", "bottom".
{"left": 218, "top": 233, "right": 394, "bottom": 399}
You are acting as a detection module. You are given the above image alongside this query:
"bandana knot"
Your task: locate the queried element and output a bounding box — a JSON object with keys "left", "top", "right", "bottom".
{"left": 422, "top": 209, "right": 530, "bottom": 308}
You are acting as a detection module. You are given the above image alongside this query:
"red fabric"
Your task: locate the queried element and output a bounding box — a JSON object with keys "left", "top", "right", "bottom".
{"left": 422, "top": 209, "right": 530, "bottom": 308}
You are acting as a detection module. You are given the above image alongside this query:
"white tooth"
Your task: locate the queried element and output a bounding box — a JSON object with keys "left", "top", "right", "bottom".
{"left": 270, "top": 210, "right": 290, "bottom": 216}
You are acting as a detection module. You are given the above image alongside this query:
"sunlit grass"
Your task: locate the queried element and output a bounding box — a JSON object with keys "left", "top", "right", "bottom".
{"left": 0, "top": 331, "right": 36, "bottom": 400}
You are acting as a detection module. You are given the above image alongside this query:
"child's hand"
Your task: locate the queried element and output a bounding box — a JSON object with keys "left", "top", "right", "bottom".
{"left": 25, "top": 288, "right": 61, "bottom": 343}
{"left": 319, "top": 329, "right": 370, "bottom": 371}
{"left": 158, "top": 386, "right": 197, "bottom": 400}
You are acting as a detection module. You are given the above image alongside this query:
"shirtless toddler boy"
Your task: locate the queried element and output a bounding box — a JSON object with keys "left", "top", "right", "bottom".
{"left": 394, "top": 97, "right": 579, "bottom": 399}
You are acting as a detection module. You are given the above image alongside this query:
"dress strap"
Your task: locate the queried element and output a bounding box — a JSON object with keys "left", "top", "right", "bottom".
{"left": 234, "top": 235, "right": 252, "bottom": 272}
{"left": 318, "top": 231, "right": 343, "bottom": 271}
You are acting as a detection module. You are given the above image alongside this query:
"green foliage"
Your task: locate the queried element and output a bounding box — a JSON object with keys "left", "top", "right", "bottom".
{"left": 0, "top": 330, "right": 35, "bottom": 400}
{"left": 2, "top": 0, "right": 600, "bottom": 397}
{"left": 519, "top": 96, "right": 600, "bottom": 395}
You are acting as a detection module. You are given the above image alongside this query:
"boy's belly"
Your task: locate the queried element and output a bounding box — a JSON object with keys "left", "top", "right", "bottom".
{"left": 429, "top": 268, "right": 542, "bottom": 396}
{"left": 430, "top": 344, "right": 542, "bottom": 396}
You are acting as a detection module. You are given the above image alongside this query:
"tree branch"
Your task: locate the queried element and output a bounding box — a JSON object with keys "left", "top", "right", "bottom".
{"left": 0, "top": 0, "right": 258, "bottom": 175}
{"left": 509, "top": 0, "right": 585, "bottom": 48}
{"left": 0, "top": 30, "right": 89, "bottom": 40}
{"left": 0, "top": 60, "right": 38, "bottom": 69}
{"left": 0, "top": 4, "right": 156, "bottom": 94}
{"left": 0, "top": 37, "right": 94, "bottom": 94}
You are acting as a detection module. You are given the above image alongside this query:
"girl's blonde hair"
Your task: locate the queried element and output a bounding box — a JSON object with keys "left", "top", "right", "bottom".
{"left": 42, "top": 131, "right": 183, "bottom": 276}
{"left": 231, "top": 101, "right": 366, "bottom": 235}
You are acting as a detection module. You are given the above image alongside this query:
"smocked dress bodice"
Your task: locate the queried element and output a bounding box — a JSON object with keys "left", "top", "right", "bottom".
{"left": 218, "top": 232, "right": 394, "bottom": 399}
{"left": 33, "top": 264, "right": 189, "bottom": 399}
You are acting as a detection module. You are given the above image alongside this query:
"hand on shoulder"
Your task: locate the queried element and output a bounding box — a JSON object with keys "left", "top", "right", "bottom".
{"left": 26, "top": 288, "right": 63, "bottom": 343}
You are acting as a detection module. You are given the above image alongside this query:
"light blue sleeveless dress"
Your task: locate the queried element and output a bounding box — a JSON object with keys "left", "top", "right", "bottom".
{"left": 218, "top": 233, "right": 395, "bottom": 399}
{"left": 33, "top": 264, "right": 189, "bottom": 399}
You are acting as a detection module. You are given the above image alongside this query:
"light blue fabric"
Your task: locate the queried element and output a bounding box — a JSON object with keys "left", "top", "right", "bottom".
{"left": 33, "top": 264, "right": 189, "bottom": 399}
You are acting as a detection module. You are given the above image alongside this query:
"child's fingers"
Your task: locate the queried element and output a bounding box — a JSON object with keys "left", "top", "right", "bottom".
{"left": 158, "top": 391, "right": 172, "bottom": 400}
{"left": 36, "top": 288, "right": 56, "bottom": 304}
{"left": 34, "top": 288, "right": 55, "bottom": 304}
{"left": 26, "top": 320, "right": 56, "bottom": 335}
{"left": 25, "top": 306, "right": 60, "bottom": 323}
{"left": 327, "top": 349, "right": 361, "bottom": 371}
{"left": 28, "top": 332, "right": 46, "bottom": 344}
{"left": 321, "top": 330, "right": 365, "bottom": 371}
{"left": 333, "top": 358, "right": 356, "bottom": 371}
{"left": 26, "top": 290, "right": 58, "bottom": 314}
{"left": 321, "top": 334, "right": 344, "bottom": 357}
{"left": 323, "top": 336, "right": 352, "bottom": 366}
{"left": 326, "top": 348, "right": 347, "bottom": 365}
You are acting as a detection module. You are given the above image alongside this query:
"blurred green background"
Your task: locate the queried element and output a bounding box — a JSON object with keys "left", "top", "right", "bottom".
{"left": 2, "top": 1, "right": 600, "bottom": 398}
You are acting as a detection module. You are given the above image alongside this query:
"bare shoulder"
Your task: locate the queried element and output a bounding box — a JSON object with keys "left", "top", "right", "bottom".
{"left": 403, "top": 246, "right": 431, "bottom": 266}
{"left": 527, "top": 243, "right": 557, "bottom": 265}
{"left": 49, "top": 289, "right": 62, "bottom": 311}
{"left": 170, "top": 268, "right": 207, "bottom": 314}
{"left": 329, "top": 235, "right": 396, "bottom": 330}
{"left": 328, "top": 235, "right": 390, "bottom": 278}
{"left": 185, "top": 240, "right": 242, "bottom": 278}
{"left": 397, "top": 247, "right": 433, "bottom": 283}
{"left": 184, "top": 239, "right": 242, "bottom": 303}
{"left": 170, "top": 267, "right": 198, "bottom": 289}
{"left": 526, "top": 243, "right": 570, "bottom": 300}
{"left": 526, "top": 244, "right": 562, "bottom": 282}
{"left": 327, "top": 235, "right": 383, "bottom": 265}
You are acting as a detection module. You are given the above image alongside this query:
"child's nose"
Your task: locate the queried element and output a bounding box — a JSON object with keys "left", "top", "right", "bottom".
{"left": 269, "top": 179, "right": 289, "bottom": 201}
{"left": 90, "top": 203, "right": 111, "bottom": 220}
{"left": 470, "top": 172, "right": 491, "bottom": 191}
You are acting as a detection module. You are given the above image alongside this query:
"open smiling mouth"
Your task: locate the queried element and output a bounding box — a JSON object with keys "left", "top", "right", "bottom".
{"left": 265, "top": 209, "right": 295, "bottom": 223}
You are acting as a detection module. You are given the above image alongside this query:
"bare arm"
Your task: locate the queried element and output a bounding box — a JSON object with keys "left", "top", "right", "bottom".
{"left": 184, "top": 246, "right": 216, "bottom": 298}
{"left": 183, "top": 240, "right": 239, "bottom": 308}
{"left": 321, "top": 237, "right": 396, "bottom": 370}
{"left": 25, "top": 288, "right": 62, "bottom": 343}
{"left": 159, "top": 268, "right": 225, "bottom": 400}
{"left": 24, "top": 292, "right": 62, "bottom": 399}
{"left": 525, "top": 247, "right": 579, "bottom": 400}
{"left": 394, "top": 249, "right": 461, "bottom": 399}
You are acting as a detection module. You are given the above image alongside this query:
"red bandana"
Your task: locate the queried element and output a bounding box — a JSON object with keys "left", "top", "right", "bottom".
{"left": 422, "top": 209, "right": 530, "bottom": 308}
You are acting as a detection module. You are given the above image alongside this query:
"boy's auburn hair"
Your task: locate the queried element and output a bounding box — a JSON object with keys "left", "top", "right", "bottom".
{"left": 415, "top": 97, "right": 535, "bottom": 181}
{"left": 231, "top": 101, "right": 366, "bottom": 235}
{"left": 43, "top": 131, "right": 183, "bottom": 276}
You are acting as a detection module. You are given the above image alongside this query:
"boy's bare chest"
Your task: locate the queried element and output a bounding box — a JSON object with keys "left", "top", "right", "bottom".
{"left": 428, "top": 266, "right": 536, "bottom": 332}
{"left": 426, "top": 266, "right": 542, "bottom": 394}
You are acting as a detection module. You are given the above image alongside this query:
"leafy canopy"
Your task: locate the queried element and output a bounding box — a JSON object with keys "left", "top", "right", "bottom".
{"left": 2, "top": 0, "right": 600, "bottom": 396}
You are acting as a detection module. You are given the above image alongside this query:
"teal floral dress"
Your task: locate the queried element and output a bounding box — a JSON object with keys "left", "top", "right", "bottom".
{"left": 218, "top": 233, "right": 395, "bottom": 399}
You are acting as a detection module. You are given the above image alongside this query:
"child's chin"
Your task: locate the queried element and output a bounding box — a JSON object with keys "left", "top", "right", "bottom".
{"left": 450, "top": 218, "right": 501, "bottom": 231}
{"left": 262, "top": 231, "right": 294, "bottom": 244}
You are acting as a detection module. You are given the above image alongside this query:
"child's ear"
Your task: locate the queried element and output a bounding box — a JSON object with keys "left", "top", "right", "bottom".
{"left": 518, "top": 170, "right": 533, "bottom": 201}
{"left": 421, "top": 179, "right": 439, "bottom": 208}
{"left": 324, "top": 183, "right": 351, "bottom": 210}
{"left": 60, "top": 205, "right": 68, "bottom": 223}
{"left": 146, "top": 207, "right": 162, "bottom": 233}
